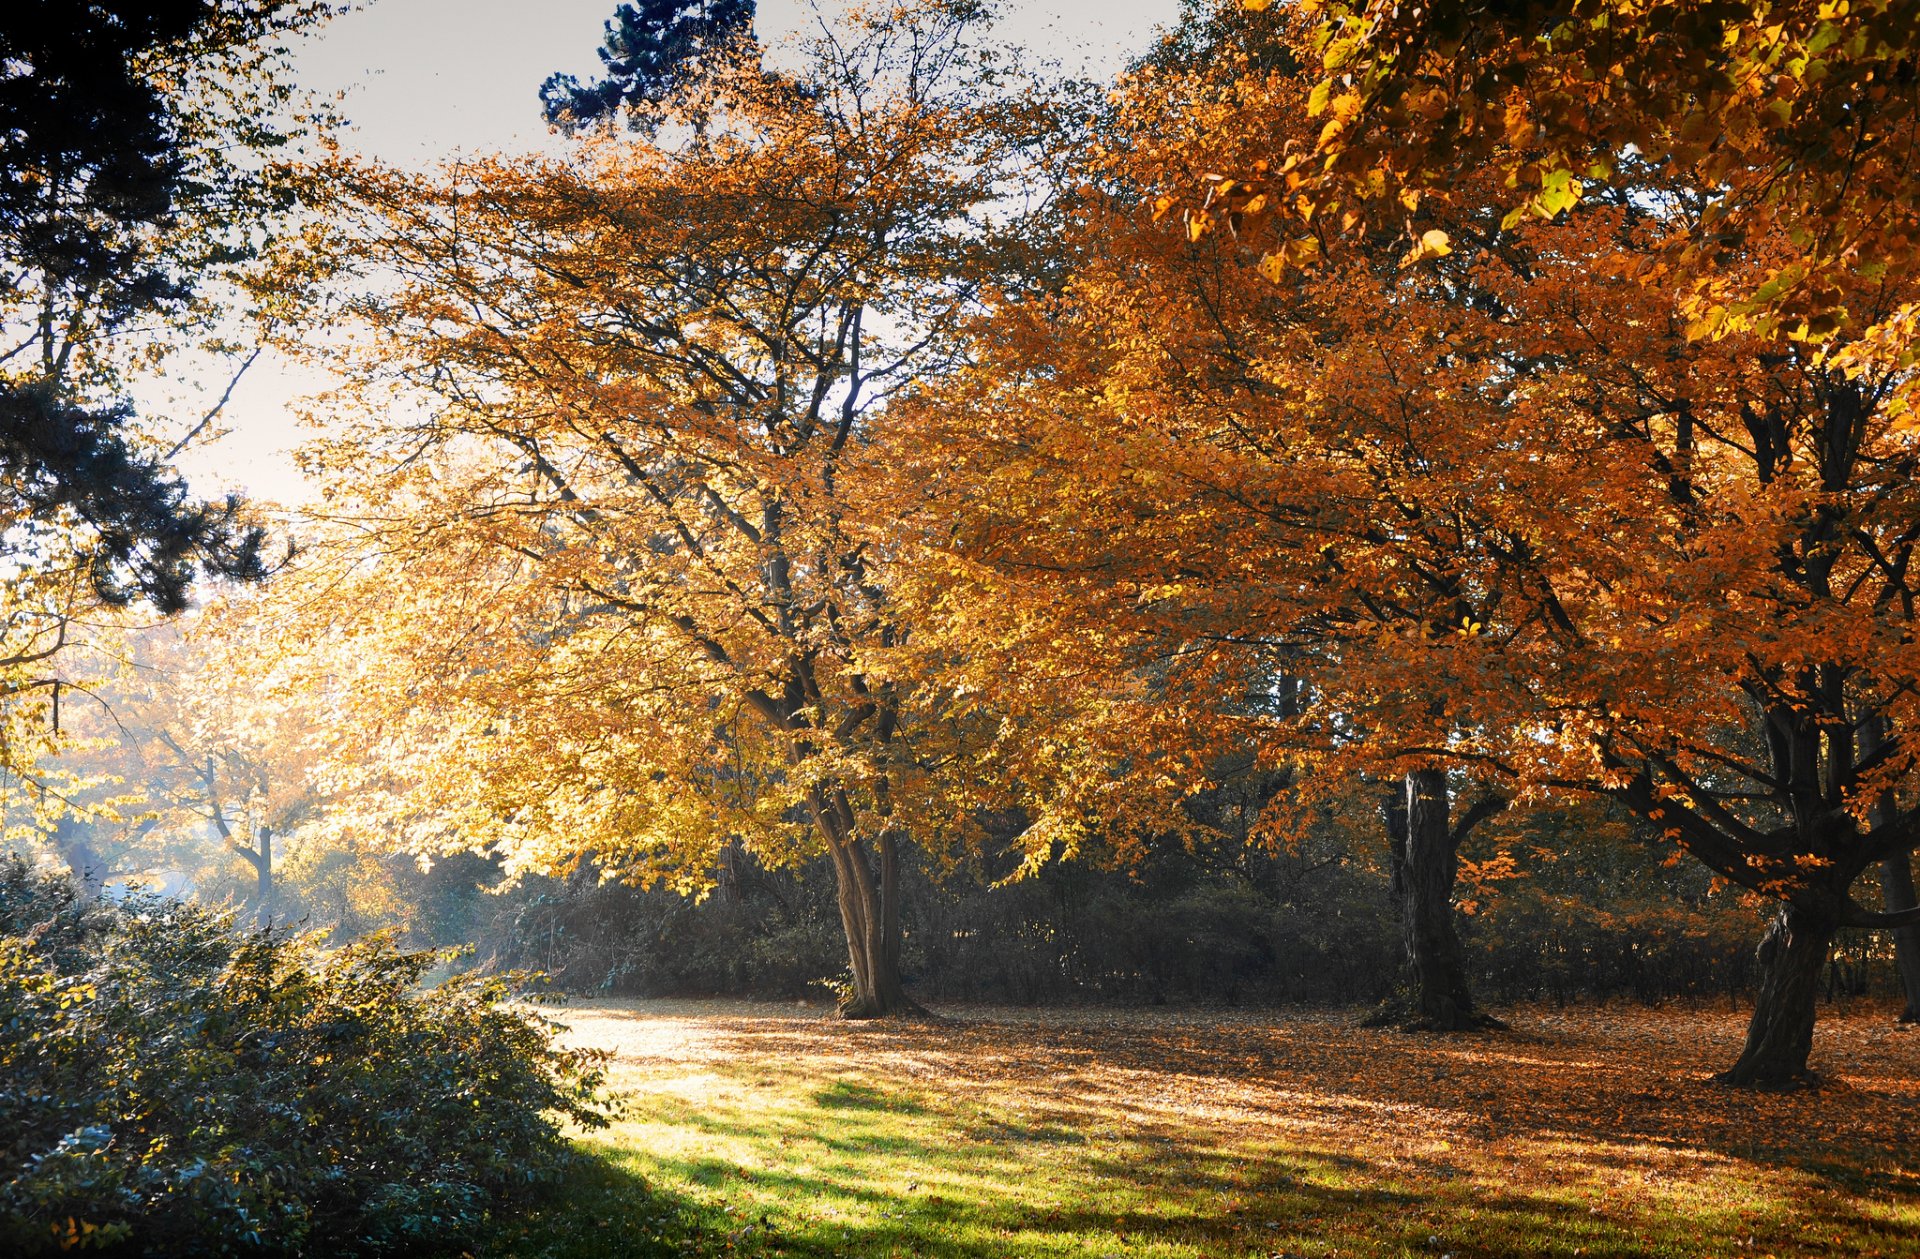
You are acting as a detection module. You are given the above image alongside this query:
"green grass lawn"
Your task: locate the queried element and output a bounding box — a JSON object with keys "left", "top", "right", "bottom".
{"left": 487, "top": 1000, "right": 1920, "bottom": 1259}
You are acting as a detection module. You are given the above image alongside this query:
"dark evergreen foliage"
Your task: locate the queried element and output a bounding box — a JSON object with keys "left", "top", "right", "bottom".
{"left": 0, "top": 388, "right": 268, "bottom": 611}
{"left": 540, "top": 0, "right": 756, "bottom": 129}
{"left": 0, "top": 2, "right": 207, "bottom": 314}
{"left": 0, "top": 1, "right": 288, "bottom": 613}
{"left": 0, "top": 859, "right": 611, "bottom": 1257}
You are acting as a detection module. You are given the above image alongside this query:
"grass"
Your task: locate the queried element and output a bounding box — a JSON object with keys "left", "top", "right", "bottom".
{"left": 491, "top": 999, "right": 1920, "bottom": 1259}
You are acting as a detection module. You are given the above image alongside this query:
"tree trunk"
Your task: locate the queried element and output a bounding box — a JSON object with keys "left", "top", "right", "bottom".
{"left": 1881, "top": 854, "right": 1920, "bottom": 1023}
{"left": 1719, "top": 904, "right": 1833, "bottom": 1086}
{"left": 1397, "top": 768, "right": 1484, "bottom": 1030}
{"left": 812, "top": 791, "right": 914, "bottom": 1018}
{"left": 253, "top": 826, "right": 274, "bottom": 928}
{"left": 715, "top": 836, "right": 747, "bottom": 905}
{"left": 1855, "top": 717, "right": 1918, "bottom": 1021}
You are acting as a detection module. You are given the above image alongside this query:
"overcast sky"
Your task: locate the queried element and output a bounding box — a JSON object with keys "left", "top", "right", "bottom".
{"left": 172, "top": 0, "right": 1184, "bottom": 502}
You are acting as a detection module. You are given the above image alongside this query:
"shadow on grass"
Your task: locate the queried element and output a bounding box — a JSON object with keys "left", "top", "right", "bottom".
{"left": 625, "top": 1095, "right": 1920, "bottom": 1259}
{"left": 678, "top": 1007, "right": 1920, "bottom": 1192}
{"left": 813, "top": 1078, "right": 929, "bottom": 1115}
{"left": 478, "top": 1147, "right": 731, "bottom": 1259}
{"left": 556, "top": 1002, "right": 1920, "bottom": 1258}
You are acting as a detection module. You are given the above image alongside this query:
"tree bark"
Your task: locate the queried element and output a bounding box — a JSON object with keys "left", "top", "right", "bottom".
{"left": 1719, "top": 903, "right": 1834, "bottom": 1086}
{"left": 1855, "top": 717, "right": 1918, "bottom": 1021}
{"left": 812, "top": 790, "right": 914, "bottom": 1018}
{"left": 1370, "top": 770, "right": 1498, "bottom": 1030}
{"left": 1397, "top": 768, "right": 1485, "bottom": 1030}
{"left": 715, "top": 836, "right": 747, "bottom": 905}
{"left": 252, "top": 825, "right": 274, "bottom": 927}
{"left": 1881, "top": 854, "right": 1920, "bottom": 1023}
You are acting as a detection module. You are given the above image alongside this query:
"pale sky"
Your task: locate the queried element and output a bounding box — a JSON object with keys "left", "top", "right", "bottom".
{"left": 171, "top": 0, "right": 1185, "bottom": 503}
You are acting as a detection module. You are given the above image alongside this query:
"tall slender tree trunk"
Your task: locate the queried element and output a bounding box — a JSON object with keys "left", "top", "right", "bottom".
{"left": 1720, "top": 903, "right": 1834, "bottom": 1085}
{"left": 1881, "top": 854, "right": 1920, "bottom": 1023}
{"left": 715, "top": 836, "right": 748, "bottom": 905}
{"left": 252, "top": 825, "right": 274, "bottom": 927}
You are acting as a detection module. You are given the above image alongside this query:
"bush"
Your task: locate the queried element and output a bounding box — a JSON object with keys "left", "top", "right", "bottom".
{"left": 0, "top": 859, "right": 611, "bottom": 1256}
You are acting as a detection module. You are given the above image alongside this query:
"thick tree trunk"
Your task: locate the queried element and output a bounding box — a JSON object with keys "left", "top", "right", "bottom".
{"left": 1370, "top": 771, "right": 1496, "bottom": 1030}
{"left": 1719, "top": 904, "right": 1834, "bottom": 1086}
{"left": 1398, "top": 769, "right": 1484, "bottom": 1030}
{"left": 1881, "top": 854, "right": 1920, "bottom": 1023}
{"left": 813, "top": 792, "right": 914, "bottom": 1018}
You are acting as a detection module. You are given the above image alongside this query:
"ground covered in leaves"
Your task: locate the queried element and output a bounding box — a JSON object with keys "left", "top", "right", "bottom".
{"left": 494, "top": 999, "right": 1920, "bottom": 1259}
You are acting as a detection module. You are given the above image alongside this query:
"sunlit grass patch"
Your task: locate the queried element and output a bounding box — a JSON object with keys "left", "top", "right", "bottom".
{"left": 517, "top": 1001, "right": 1920, "bottom": 1259}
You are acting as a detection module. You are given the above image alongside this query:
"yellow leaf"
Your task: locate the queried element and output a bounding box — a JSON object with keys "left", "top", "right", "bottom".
{"left": 1533, "top": 167, "right": 1582, "bottom": 218}
{"left": 1399, "top": 228, "right": 1451, "bottom": 266}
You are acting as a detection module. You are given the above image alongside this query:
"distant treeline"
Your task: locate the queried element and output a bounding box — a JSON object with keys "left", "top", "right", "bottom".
{"left": 369, "top": 814, "right": 1905, "bottom": 1012}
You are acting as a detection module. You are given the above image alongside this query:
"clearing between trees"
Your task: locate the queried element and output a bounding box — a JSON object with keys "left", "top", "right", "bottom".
{"left": 505, "top": 1000, "right": 1920, "bottom": 1259}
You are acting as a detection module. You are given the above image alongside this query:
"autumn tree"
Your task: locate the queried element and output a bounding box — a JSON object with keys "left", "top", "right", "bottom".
{"left": 273, "top": 0, "right": 1055, "bottom": 1017}
{"left": 915, "top": 0, "right": 1920, "bottom": 1081}
{"left": 1196, "top": 0, "right": 1920, "bottom": 1083}
{"left": 888, "top": 7, "right": 1537, "bottom": 1031}
{"left": 6, "top": 618, "right": 320, "bottom": 921}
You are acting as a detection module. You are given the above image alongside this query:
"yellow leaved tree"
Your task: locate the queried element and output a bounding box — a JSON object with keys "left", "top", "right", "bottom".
{"left": 260, "top": 0, "right": 1057, "bottom": 1016}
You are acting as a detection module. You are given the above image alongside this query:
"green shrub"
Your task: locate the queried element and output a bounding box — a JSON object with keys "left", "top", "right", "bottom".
{"left": 0, "top": 859, "right": 611, "bottom": 1256}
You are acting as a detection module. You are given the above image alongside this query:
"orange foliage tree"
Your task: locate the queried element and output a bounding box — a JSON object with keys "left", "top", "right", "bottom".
{"left": 892, "top": 9, "right": 1563, "bottom": 1033}
{"left": 1265, "top": 0, "right": 1920, "bottom": 1080}
{"left": 268, "top": 0, "right": 1054, "bottom": 1017}
{"left": 899, "top": 3, "right": 1920, "bottom": 1081}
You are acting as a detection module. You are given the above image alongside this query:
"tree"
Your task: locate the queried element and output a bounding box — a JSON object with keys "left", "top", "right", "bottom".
{"left": 0, "top": 0, "right": 325, "bottom": 850}
{"left": 540, "top": 0, "right": 759, "bottom": 129}
{"left": 275, "top": 0, "right": 1053, "bottom": 1017}
{"left": 0, "top": 1, "right": 324, "bottom": 614}
{"left": 905, "top": 1, "right": 1920, "bottom": 1082}
{"left": 19, "top": 622, "right": 322, "bottom": 918}
{"left": 887, "top": 8, "right": 1534, "bottom": 1030}
{"left": 1242, "top": 0, "right": 1920, "bottom": 1082}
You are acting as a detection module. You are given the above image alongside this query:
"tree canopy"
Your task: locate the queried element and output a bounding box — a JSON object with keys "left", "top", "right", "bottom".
{"left": 540, "top": 0, "right": 760, "bottom": 129}
{"left": 266, "top": 0, "right": 1062, "bottom": 1018}
{"left": 0, "top": 1, "right": 320, "bottom": 615}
